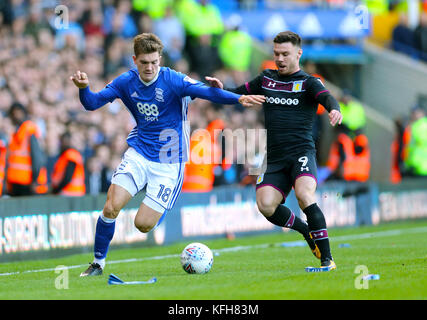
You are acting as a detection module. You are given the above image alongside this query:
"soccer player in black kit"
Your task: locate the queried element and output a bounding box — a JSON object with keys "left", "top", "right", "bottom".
{"left": 206, "top": 31, "right": 342, "bottom": 270}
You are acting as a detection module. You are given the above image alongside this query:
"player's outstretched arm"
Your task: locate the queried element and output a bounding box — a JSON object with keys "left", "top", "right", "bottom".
{"left": 205, "top": 76, "right": 224, "bottom": 89}
{"left": 329, "top": 109, "right": 343, "bottom": 127}
{"left": 183, "top": 80, "right": 264, "bottom": 107}
{"left": 70, "top": 70, "right": 89, "bottom": 89}
{"left": 70, "top": 70, "right": 117, "bottom": 111}
{"left": 238, "top": 95, "right": 265, "bottom": 108}
{"left": 204, "top": 76, "right": 264, "bottom": 107}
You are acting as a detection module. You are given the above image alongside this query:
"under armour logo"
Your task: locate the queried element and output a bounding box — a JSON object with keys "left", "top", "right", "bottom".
{"left": 300, "top": 166, "right": 309, "bottom": 172}
{"left": 268, "top": 81, "right": 276, "bottom": 88}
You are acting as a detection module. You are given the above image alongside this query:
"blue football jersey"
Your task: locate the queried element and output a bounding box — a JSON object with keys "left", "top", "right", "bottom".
{"left": 79, "top": 67, "right": 241, "bottom": 163}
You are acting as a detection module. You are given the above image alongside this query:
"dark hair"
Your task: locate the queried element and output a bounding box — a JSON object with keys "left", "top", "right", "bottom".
{"left": 8, "top": 102, "right": 27, "bottom": 116}
{"left": 133, "top": 33, "right": 163, "bottom": 56}
{"left": 273, "top": 31, "right": 301, "bottom": 48}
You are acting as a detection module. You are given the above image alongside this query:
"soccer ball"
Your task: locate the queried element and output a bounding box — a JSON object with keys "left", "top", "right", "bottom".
{"left": 180, "top": 242, "right": 213, "bottom": 274}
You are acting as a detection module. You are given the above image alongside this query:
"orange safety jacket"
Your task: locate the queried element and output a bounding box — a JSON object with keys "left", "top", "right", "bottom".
{"left": 6, "top": 120, "right": 48, "bottom": 193}
{"left": 51, "top": 148, "right": 86, "bottom": 196}
{"left": 0, "top": 140, "right": 6, "bottom": 196}
{"left": 390, "top": 125, "right": 411, "bottom": 184}
{"left": 35, "top": 167, "right": 48, "bottom": 194}
{"left": 327, "top": 133, "right": 370, "bottom": 182}
{"left": 182, "top": 132, "right": 216, "bottom": 193}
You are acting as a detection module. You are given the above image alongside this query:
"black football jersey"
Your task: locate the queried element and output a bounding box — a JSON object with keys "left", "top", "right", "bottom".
{"left": 228, "top": 69, "right": 339, "bottom": 167}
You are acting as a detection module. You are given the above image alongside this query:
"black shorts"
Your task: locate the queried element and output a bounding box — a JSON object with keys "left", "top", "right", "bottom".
{"left": 256, "top": 150, "right": 318, "bottom": 203}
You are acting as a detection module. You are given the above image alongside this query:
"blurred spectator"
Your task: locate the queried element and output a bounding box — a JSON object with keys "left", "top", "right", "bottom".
{"left": 188, "top": 34, "right": 223, "bottom": 78}
{"left": 24, "top": 5, "right": 52, "bottom": 41}
{"left": 85, "top": 155, "right": 103, "bottom": 195}
{"left": 176, "top": 0, "right": 223, "bottom": 39}
{"left": 54, "top": 5, "right": 86, "bottom": 54}
{"left": 153, "top": 5, "right": 186, "bottom": 65}
{"left": 51, "top": 131, "right": 86, "bottom": 196}
{"left": 414, "top": 12, "right": 427, "bottom": 62}
{"left": 0, "top": 0, "right": 269, "bottom": 197}
{"left": 322, "top": 90, "right": 370, "bottom": 183}
{"left": 197, "top": 0, "right": 224, "bottom": 37}
{"left": 389, "top": 106, "right": 420, "bottom": 184}
{"left": 82, "top": 6, "right": 105, "bottom": 37}
{"left": 181, "top": 120, "right": 218, "bottom": 193}
{"left": 363, "top": 0, "right": 389, "bottom": 15}
{"left": 132, "top": 0, "right": 172, "bottom": 20}
{"left": 0, "top": 139, "right": 6, "bottom": 197}
{"left": 402, "top": 106, "right": 427, "bottom": 177}
{"left": 391, "top": 13, "right": 417, "bottom": 58}
{"left": 103, "top": 37, "right": 127, "bottom": 77}
{"left": 338, "top": 89, "right": 367, "bottom": 133}
{"left": 103, "top": 0, "right": 138, "bottom": 39}
{"left": 6, "top": 102, "right": 48, "bottom": 196}
{"left": 219, "top": 14, "right": 252, "bottom": 74}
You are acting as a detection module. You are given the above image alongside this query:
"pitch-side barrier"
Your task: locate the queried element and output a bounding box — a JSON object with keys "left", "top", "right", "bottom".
{"left": 0, "top": 180, "right": 425, "bottom": 262}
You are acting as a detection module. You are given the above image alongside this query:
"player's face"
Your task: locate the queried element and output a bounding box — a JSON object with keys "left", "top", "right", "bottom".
{"left": 273, "top": 42, "right": 302, "bottom": 76}
{"left": 133, "top": 51, "right": 161, "bottom": 82}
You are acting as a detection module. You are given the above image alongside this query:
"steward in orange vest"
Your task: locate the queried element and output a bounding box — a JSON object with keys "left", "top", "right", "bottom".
{"left": 182, "top": 119, "right": 227, "bottom": 192}
{"left": 390, "top": 118, "right": 411, "bottom": 184}
{"left": 0, "top": 139, "right": 6, "bottom": 196}
{"left": 6, "top": 103, "right": 48, "bottom": 196}
{"left": 326, "top": 131, "right": 370, "bottom": 182}
{"left": 51, "top": 132, "right": 86, "bottom": 196}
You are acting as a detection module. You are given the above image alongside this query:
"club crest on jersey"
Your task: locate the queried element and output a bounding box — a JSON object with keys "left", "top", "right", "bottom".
{"left": 292, "top": 81, "right": 304, "bottom": 93}
{"left": 155, "top": 87, "right": 164, "bottom": 102}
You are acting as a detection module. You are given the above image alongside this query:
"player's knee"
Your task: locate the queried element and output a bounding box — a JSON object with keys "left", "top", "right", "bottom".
{"left": 134, "top": 221, "right": 154, "bottom": 233}
{"left": 103, "top": 200, "right": 121, "bottom": 219}
{"left": 295, "top": 189, "right": 315, "bottom": 208}
{"left": 256, "top": 197, "right": 278, "bottom": 217}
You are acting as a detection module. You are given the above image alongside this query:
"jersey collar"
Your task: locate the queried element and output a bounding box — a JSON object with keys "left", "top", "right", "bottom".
{"left": 278, "top": 69, "right": 303, "bottom": 79}
{"left": 138, "top": 68, "right": 161, "bottom": 86}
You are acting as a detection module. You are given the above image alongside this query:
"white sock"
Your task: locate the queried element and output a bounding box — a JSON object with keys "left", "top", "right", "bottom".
{"left": 93, "top": 257, "right": 106, "bottom": 269}
{"left": 100, "top": 213, "right": 116, "bottom": 224}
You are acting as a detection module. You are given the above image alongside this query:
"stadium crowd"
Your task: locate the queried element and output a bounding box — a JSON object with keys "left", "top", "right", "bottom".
{"left": 0, "top": 0, "right": 425, "bottom": 197}
{"left": 0, "top": 0, "right": 267, "bottom": 196}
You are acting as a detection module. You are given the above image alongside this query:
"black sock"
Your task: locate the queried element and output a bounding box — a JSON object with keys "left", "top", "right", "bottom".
{"left": 303, "top": 203, "right": 332, "bottom": 260}
{"left": 266, "top": 205, "right": 310, "bottom": 237}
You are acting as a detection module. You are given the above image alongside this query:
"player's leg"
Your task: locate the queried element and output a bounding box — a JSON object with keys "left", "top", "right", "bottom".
{"left": 81, "top": 148, "right": 145, "bottom": 276}
{"left": 134, "top": 203, "right": 164, "bottom": 233}
{"left": 96, "top": 183, "right": 132, "bottom": 262}
{"left": 134, "top": 160, "right": 185, "bottom": 233}
{"left": 293, "top": 152, "right": 335, "bottom": 268}
{"left": 80, "top": 183, "right": 133, "bottom": 277}
{"left": 255, "top": 173, "right": 318, "bottom": 256}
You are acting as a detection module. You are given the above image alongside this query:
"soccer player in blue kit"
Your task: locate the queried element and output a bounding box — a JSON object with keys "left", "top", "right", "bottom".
{"left": 71, "top": 33, "right": 265, "bottom": 276}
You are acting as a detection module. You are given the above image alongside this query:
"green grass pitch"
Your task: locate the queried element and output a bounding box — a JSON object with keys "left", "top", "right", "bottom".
{"left": 0, "top": 219, "right": 426, "bottom": 300}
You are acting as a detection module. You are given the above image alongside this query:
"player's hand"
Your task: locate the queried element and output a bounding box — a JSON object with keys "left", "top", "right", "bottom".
{"left": 205, "top": 76, "right": 224, "bottom": 89}
{"left": 329, "top": 109, "right": 342, "bottom": 126}
{"left": 70, "top": 70, "right": 89, "bottom": 89}
{"left": 238, "top": 95, "right": 265, "bottom": 108}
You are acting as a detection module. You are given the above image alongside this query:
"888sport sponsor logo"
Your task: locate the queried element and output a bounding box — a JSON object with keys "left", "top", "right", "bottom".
{"left": 137, "top": 102, "right": 159, "bottom": 121}
{"left": 266, "top": 96, "right": 299, "bottom": 106}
